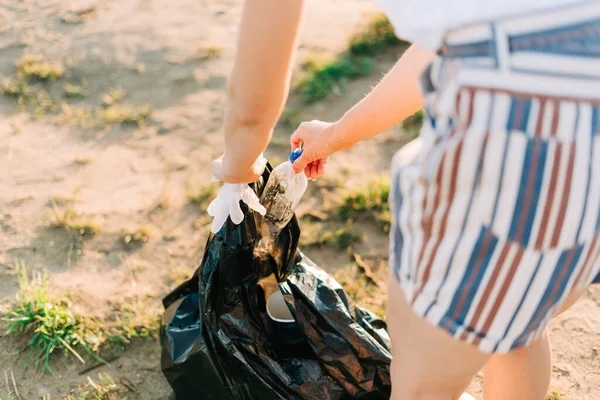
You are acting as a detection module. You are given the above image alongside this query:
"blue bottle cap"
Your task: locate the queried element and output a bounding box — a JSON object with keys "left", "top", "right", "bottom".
{"left": 289, "top": 148, "right": 303, "bottom": 164}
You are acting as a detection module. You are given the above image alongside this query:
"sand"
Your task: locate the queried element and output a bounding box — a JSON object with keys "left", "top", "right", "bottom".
{"left": 0, "top": 0, "right": 598, "bottom": 398}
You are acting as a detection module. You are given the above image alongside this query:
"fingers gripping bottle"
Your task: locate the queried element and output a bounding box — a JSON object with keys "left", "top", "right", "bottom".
{"left": 259, "top": 149, "right": 308, "bottom": 232}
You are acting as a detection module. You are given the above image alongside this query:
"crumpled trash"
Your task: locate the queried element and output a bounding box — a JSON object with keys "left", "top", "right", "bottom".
{"left": 160, "top": 165, "right": 392, "bottom": 400}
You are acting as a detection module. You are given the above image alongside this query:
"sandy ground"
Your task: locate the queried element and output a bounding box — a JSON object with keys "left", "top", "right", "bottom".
{"left": 0, "top": 0, "right": 598, "bottom": 399}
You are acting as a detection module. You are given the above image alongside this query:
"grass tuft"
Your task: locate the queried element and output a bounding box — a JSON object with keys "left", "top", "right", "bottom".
{"left": 198, "top": 45, "right": 223, "bottom": 60}
{"left": 31, "top": 89, "right": 57, "bottom": 118}
{"left": 57, "top": 104, "right": 95, "bottom": 128}
{"left": 336, "top": 178, "right": 391, "bottom": 232}
{"left": 97, "top": 103, "right": 151, "bottom": 125}
{"left": 99, "top": 299, "right": 159, "bottom": 351}
{"left": 64, "top": 79, "right": 89, "bottom": 98}
{"left": 2, "top": 77, "right": 56, "bottom": 116}
{"left": 1, "top": 268, "right": 159, "bottom": 374}
{"left": 121, "top": 226, "right": 151, "bottom": 247}
{"left": 16, "top": 53, "right": 64, "bottom": 81}
{"left": 348, "top": 13, "right": 403, "bottom": 56}
{"left": 300, "top": 222, "right": 362, "bottom": 250}
{"left": 57, "top": 101, "right": 150, "bottom": 128}
{"left": 546, "top": 390, "right": 563, "bottom": 400}
{"left": 65, "top": 373, "right": 126, "bottom": 400}
{"left": 187, "top": 183, "right": 219, "bottom": 206}
{"left": 294, "top": 14, "right": 405, "bottom": 103}
{"left": 69, "top": 219, "right": 101, "bottom": 237}
{"left": 50, "top": 203, "right": 100, "bottom": 238}
{"left": 297, "top": 55, "right": 372, "bottom": 103}
{"left": 102, "top": 88, "right": 127, "bottom": 107}
{"left": 1, "top": 77, "right": 30, "bottom": 98}
{"left": 73, "top": 155, "right": 94, "bottom": 165}
{"left": 401, "top": 109, "right": 424, "bottom": 139}
{"left": 1, "top": 266, "right": 100, "bottom": 374}
{"left": 402, "top": 109, "right": 424, "bottom": 129}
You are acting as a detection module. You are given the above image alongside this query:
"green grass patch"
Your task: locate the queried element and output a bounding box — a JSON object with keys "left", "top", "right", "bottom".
{"left": 98, "top": 88, "right": 151, "bottom": 125}
{"left": 1, "top": 77, "right": 30, "bottom": 98}
{"left": 102, "top": 87, "right": 127, "bottom": 107}
{"left": 97, "top": 103, "right": 151, "bottom": 125}
{"left": 1, "top": 55, "right": 151, "bottom": 128}
{"left": 50, "top": 202, "right": 100, "bottom": 238}
{"left": 336, "top": 178, "right": 391, "bottom": 232}
{"left": 57, "top": 103, "right": 95, "bottom": 128}
{"left": 99, "top": 299, "right": 158, "bottom": 352}
{"left": 73, "top": 155, "right": 94, "bottom": 165}
{"left": 297, "top": 55, "right": 372, "bottom": 103}
{"left": 198, "top": 45, "right": 223, "bottom": 60}
{"left": 64, "top": 373, "right": 127, "bottom": 400}
{"left": 546, "top": 390, "right": 564, "bottom": 400}
{"left": 295, "top": 14, "right": 405, "bottom": 103}
{"left": 64, "top": 79, "right": 89, "bottom": 98}
{"left": 348, "top": 13, "right": 403, "bottom": 56}
{"left": 2, "top": 77, "right": 56, "bottom": 117}
{"left": 69, "top": 219, "right": 101, "bottom": 237}
{"left": 1, "top": 267, "right": 100, "bottom": 374}
{"left": 121, "top": 226, "right": 151, "bottom": 247}
{"left": 16, "top": 53, "right": 64, "bottom": 81}
{"left": 1, "top": 54, "right": 63, "bottom": 118}
{"left": 30, "top": 89, "right": 57, "bottom": 118}
{"left": 402, "top": 109, "right": 424, "bottom": 129}
{"left": 1, "top": 267, "right": 159, "bottom": 374}
{"left": 187, "top": 183, "right": 219, "bottom": 206}
{"left": 301, "top": 223, "right": 362, "bottom": 250}
{"left": 57, "top": 101, "right": 150, "bottom": 128}
{"left": 401, "top": 109, "right": 424, "bottom": 139}
{"left": 57, "top": 102, "right": 151, "bottom": 128}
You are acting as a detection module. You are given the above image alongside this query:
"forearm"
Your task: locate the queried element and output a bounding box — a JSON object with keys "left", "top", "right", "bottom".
{"left": 332, "top": 44, "right": 436, "bottom": 151}
{"left": 222, "top": 0, "right": 304, "bottom": 170}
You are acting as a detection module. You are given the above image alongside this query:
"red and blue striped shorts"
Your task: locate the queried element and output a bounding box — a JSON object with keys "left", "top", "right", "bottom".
{"left": 390, "top": 2, "right": 600, "bottom": 353}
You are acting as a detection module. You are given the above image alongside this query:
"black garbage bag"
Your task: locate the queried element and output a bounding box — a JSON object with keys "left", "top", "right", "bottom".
{"left": 160, "top": 166, "right": 392, "bottom": 400}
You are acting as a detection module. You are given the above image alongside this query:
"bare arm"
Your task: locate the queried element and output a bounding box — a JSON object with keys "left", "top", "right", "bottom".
{"left": 333, "top": 44, "right": 436, "bottom": 150}
{"left": 215, "top": 0, "right": 305, "bottom": 184}
{"left": 291, "top": 44, "right": 437, "bottom": 176}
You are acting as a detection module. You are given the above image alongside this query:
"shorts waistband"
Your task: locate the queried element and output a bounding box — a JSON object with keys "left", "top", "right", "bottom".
{"left": 440, "top": 1, "right": 600, "bottom": 60}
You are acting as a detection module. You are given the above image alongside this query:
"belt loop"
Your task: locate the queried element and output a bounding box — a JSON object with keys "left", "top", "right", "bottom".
{"left": 493, "top": 22, "right": 510, "bottom": 71}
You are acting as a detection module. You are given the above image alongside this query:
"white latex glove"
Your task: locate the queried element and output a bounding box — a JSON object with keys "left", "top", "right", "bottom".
{"left": 207, "top": 182, "right": 267, "bottom": 234}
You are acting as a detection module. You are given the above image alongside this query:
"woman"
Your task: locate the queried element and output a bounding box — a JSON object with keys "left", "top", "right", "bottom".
{"left": 212, "top": 0, "right": 600, "bottom": 398}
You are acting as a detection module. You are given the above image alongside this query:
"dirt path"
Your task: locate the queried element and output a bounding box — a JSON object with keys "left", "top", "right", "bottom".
{"left": 1, "top": 1, "right": 598, "bottom": 399}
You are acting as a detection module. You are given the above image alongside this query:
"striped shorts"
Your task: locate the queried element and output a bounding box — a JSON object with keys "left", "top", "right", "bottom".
{"left": 390, "top": 2, "right": 600, "bottom": 354}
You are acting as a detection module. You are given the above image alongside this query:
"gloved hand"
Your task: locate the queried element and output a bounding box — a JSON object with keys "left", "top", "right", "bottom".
{"left": 207, "top": 182, "right": 266, "bottom": 234}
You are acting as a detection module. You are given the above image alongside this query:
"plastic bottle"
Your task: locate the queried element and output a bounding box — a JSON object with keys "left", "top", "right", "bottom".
{"left": 260, "top": 149, "right": 308, "bottom": 232}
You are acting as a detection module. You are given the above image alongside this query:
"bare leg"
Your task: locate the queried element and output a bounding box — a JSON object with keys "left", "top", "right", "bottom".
{"left": 387, "top": 275, "right": 489, "bottom": 400}
{"left": 483, "top": 289, "right": 587, "bottom": 400}
{"left": 483, "top": 330, "right": 552, "bottom": 400}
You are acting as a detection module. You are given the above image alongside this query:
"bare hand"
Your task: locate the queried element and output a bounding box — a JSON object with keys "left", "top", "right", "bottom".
{"left": 289, "top": 120, "right": 338, "bottom": 180}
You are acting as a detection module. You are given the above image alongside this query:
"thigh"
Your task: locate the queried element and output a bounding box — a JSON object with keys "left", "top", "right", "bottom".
{"left": 387, "top": 273, "right": 489, "bottom": 400}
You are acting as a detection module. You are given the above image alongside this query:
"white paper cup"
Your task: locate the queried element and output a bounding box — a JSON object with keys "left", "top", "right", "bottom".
{"left": 266, "top": 290, "right": 294, "bottom": 323}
